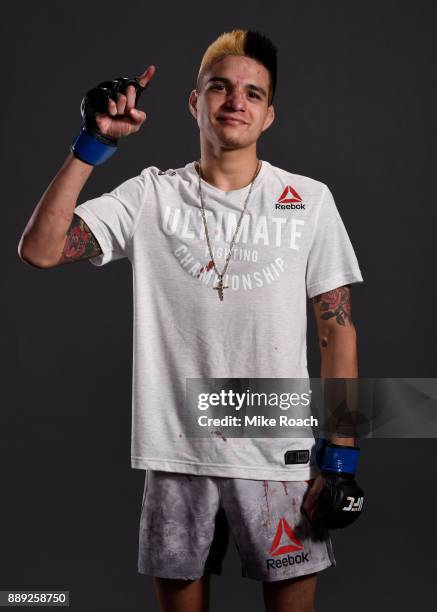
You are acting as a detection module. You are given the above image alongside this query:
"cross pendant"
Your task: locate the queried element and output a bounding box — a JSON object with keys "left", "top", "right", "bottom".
{"left": 213, "top": 277, "right": 229, "bottom": 301}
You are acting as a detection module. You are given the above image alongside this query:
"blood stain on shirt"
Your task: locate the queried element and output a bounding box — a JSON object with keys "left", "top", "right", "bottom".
{"left": 197, "top": 259, "right": 215, "bottom": 278}
{"left": 211, "top": 430, "right": 227, "bottom": 441}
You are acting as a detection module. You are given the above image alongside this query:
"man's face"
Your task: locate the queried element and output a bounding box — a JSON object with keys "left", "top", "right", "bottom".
{"left": 189, "top": 55, "right": 275, "bottom": 150}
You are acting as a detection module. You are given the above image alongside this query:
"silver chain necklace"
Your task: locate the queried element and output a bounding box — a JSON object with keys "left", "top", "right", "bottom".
{"left": 196, "top": 158, "right": 262, "bottom": 301}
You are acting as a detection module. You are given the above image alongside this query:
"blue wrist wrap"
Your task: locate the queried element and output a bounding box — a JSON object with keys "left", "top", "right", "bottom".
{"left": 320, "top": 443, "right": 360, "bottom": 474}
{"left": 71, "top": 127, "right": 118, "bottom": 166}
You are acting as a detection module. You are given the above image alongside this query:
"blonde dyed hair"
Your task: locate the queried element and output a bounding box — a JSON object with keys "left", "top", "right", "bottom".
{"left": 195, "top": 29, "right": 277, "bottom": 105}
{"left": 197, "top": 29, "right": 247, "bottom": 88}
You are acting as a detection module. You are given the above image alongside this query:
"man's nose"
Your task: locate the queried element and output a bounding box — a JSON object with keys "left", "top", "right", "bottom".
{"left": 224, "top": 88, "right": 246, "bottom": 110}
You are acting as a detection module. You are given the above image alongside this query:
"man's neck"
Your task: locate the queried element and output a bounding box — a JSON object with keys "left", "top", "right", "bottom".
{"left": 196, "top": 146, "right": 260, "bottom": 193}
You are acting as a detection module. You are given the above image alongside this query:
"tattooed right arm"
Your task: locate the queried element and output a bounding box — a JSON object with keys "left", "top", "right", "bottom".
{"left": 57, "top": 214, "right": 102, "bottom": 265}
{"left": 18, "top": 152, "right": 95, "bottom": 268}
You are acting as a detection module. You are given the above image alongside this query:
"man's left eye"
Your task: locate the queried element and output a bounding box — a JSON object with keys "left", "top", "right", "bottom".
{"left": 211, "top": 84, "right": 260, "bottom": 99}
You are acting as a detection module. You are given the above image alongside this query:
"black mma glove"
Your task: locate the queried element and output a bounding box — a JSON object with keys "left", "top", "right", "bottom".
{"left": 71, "top": 76, "right": 147, "bottom": 166}
{"left": 303, "top": 438, "right": 364, "bottom": 529}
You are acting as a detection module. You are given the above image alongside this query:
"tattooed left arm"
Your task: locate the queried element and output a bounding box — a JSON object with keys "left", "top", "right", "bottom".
{"left": 312, "top": 285, "right": 358, "bottom": 446}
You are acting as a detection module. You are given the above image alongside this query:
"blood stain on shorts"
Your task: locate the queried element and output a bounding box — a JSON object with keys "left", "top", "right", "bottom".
{"left": 262, "top": 480, "right": 270, "bottom": 515}
{"left": 260, "top": 504, "right": 269, "bottom": 529}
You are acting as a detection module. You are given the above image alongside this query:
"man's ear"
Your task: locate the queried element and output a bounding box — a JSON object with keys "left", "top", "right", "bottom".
{"left": 261, "top": 104, "right": 275, "bottom": 132}
{"left": 188, "top": 89, "right": 198, "bottom": 119}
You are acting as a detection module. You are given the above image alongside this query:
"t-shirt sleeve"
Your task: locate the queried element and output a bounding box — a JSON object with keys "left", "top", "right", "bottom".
{"left": 73, "top": 169, "right": 149, "bottom": 266}
{"left": 306, "top": 184, "right": 364, "bottom": 298}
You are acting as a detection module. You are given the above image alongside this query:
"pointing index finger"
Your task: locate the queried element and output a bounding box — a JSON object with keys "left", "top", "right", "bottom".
{"left": 136, "top": 65, "right": 157, "bottom": 88}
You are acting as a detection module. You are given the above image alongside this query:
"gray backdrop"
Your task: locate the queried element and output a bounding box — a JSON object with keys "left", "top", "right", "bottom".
{"left": 2, "top": 0, "right": 437, "bottom": 610}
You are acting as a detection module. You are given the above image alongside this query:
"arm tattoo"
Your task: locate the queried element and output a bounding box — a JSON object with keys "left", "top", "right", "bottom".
{"left": 312, "top": 286, "right": 353, "bottom": 326}
{"left": 58, "top": 214, "right": 102, "bottom": 264}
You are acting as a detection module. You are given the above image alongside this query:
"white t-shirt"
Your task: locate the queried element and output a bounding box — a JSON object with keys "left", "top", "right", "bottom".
{"left": 74, "top": 159, "right": 364, "bottom": 481}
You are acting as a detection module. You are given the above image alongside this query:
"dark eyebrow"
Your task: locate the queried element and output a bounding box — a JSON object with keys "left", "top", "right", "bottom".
{"left": 206, "top": 76, "right": 267, "bottom": 98}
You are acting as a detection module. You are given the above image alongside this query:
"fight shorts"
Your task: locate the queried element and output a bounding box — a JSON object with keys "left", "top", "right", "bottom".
{"left": 137, "top": 471, "right": 336, "bottom": 582}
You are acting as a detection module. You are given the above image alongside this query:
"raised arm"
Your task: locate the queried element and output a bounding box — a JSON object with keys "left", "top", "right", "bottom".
{"left": 18, "top": 153, "right": 96, "bottom": 268}
{"left": 18, "top": 65, "right": 156, "bottom": 268}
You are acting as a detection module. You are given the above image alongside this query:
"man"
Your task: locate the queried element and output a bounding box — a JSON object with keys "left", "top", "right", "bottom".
{"left": 18, "top": 29, "right": 363, "bottom": 612}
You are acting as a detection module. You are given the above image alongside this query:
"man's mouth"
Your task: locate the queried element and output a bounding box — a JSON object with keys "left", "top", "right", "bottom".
{"left": 217, "top": 116, "right": 246, "bottom": 125}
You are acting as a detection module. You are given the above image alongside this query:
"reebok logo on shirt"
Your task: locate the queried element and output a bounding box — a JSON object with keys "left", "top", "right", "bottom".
{"left": 275, "top": 186, "right": 305, "bottom": 210}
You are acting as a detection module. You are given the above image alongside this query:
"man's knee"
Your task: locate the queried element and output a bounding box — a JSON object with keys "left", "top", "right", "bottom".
{"left": 262, "top": 572, "right": 318, "bottom": 612}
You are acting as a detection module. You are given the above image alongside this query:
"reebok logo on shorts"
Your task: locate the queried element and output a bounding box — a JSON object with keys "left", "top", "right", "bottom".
{"left": 275, "top": 186, "right": 306, "bottom": 210}
{"left": 269, "top": 517, "right": 304, "bottom": 556}
{"left": 266, "top": 517, "right": 309, "bottom": 571}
